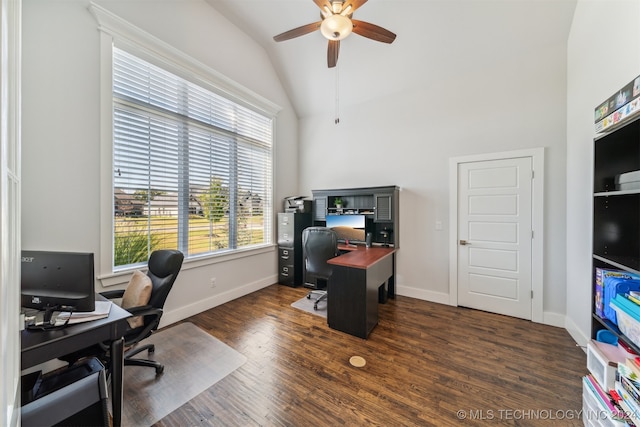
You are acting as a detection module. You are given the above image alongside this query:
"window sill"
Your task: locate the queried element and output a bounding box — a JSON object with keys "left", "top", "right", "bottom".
{"left": 98, "top": 244, "right": 277, "bottom": 288}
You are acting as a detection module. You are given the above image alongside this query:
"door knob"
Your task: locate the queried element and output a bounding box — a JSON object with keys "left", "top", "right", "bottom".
{"left": 459, "top": 240, "right": 471, "bottom": 245}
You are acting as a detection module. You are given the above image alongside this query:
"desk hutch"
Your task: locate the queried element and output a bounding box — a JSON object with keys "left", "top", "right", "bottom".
{"left": 311, "top": 185, "right": 399, "bottom": 248}
{"left": 313, "top": 185, "right": 399, "bottom": 307}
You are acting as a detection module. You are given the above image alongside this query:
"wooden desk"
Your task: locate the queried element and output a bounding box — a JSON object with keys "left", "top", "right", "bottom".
{"left": 21, "top": 299, "right": 131, "bottom": 426}
{"left": 327, "top": 246, "right": 396, "bottom": 338}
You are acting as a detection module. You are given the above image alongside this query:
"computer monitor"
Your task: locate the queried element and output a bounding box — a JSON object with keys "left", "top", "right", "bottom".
{"left": 21, "top": 251, "right": 96, "bottom": 320}
{"left": 325, "top": 214, "right": 366, "bottom": 243}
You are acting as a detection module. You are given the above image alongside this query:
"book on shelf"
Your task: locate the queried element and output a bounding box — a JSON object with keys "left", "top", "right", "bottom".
{"left": 614, "top": 381, "right": 640, "bottom": 424}
{"left": 626, "top": 358, "right": 640, "bottom": 380}
{"left": 620, "top": 374, "right": 640, "bottom": 405}
{"left": 618, "top": 364, "right": 640, "bottom": 421}
{"left": 584, "top": 374, "right": 626, "bottom": 419}
{"left": 626, "top": 292, "right": 640, "bottom": 306}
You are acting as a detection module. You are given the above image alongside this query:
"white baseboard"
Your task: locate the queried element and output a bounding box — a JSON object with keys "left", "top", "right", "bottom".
{"left": 396, "top": 285, "right": 452, "bottom": 306}
{"left": 159, "top": 275, "right": 277, "bottom": 327}
{"left": 565, "top": 315, "right": 589, "bottom": 351}
{"left": 542, "top": 311, "right": 565, "bottom": 329}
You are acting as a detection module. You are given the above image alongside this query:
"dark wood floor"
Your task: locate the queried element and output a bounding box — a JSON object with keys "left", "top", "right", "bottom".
{"left": 153, "top": 284, "right": 586, "bottom": 426}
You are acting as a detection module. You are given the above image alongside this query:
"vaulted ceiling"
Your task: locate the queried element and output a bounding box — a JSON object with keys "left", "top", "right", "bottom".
{"left": 206, "top": 0, "right": 577, "bottom": 118}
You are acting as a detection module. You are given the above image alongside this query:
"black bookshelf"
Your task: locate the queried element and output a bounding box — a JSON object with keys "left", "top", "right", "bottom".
{"left": 591, "top": 115, "right": 640, "bottom": 354}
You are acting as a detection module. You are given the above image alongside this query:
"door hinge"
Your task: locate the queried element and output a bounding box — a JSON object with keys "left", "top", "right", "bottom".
{"left": 531, "top": 290, "right": 534, "bottom": 299}
{"left": 532, "top": 170, "right": 535, "bottom": 179}
{"left": 532, "top": 230, "right": 534, "bottom": 239}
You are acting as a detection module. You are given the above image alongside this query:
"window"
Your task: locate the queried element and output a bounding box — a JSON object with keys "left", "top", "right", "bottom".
{"left": 112, "top": 48, "right": 273, "bottom": 269}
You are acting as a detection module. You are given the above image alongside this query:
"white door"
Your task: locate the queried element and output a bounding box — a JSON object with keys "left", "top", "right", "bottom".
{"left": 457, "top": 157, "right": 533, "bottom": 320}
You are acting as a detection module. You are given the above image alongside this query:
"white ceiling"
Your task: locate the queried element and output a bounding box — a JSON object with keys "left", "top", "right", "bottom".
{"left": 206, "top": 0, "right": 577, "bottom": 118}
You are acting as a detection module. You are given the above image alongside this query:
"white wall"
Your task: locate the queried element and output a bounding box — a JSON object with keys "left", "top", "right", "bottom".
{"left": 25, "top": 0, "right": 624, "bottom": 335}
{"left": 21, "top": 0, "right": 299, "bottom": 324}
{"left": 565, "top": 0, "right": 640, "bottom": 346}
{"left": 299, "top": 41, "right": 570, "bottom": 324}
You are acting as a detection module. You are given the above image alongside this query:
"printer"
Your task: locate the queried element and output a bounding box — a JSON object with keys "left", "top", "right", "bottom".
{"left": 284, "top": 196, "right": 312, "bottom": 213}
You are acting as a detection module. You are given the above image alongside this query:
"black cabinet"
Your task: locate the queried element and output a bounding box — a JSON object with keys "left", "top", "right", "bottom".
{"left": 312, "top": 196, "right": 327, "bottom": 222}
{"left": 591, "top": 115, "right": 640, "bottom": 352}
{"left": 277, "top": 212, "right": 311, "bottom": 287}
{"left": 373, "top": 192, "right": 394, "bottom": 222}
{"left": 327, "top": 252, "right": 393, "bottom": 338}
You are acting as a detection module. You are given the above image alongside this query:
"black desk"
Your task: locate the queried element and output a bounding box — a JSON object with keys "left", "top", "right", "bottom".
{"left": 21, "top": 299, "right": 131, "bottom": 426}
{"left": 327, "top": 246, "right": 396, "bottom": 338}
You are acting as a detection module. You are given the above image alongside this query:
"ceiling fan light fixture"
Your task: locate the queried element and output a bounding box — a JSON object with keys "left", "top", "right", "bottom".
{"left": 320, "top": 14, "right": 353, "bottom": 40}
{"left": 273, "top": 0, "right": 396, "bottom": 68}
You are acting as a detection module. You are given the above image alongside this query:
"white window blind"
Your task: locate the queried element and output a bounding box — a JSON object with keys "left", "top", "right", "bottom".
{"left": 112, "top": 48, "right": 273, "bottom": 269}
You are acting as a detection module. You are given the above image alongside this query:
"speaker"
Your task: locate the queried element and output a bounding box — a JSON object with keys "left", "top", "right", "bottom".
{"left": 366, "top": 232, "right": 373, "bottom": 248}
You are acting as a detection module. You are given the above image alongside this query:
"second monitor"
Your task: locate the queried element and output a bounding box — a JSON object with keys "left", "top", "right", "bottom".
{"left": 325, "top": 214, "right": 366, "bottom": 243}
{"left": 21, "top": 250, "right": 96, "bottom": 324}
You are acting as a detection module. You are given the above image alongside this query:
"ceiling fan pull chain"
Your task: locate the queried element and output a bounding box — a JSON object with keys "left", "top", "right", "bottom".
{"left": 335, "top": 64, "right": 340, "bottom": 124}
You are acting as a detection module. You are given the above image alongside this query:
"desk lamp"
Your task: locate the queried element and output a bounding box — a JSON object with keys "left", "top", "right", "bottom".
{"left": 379, "top": 229, "right": 390, "bottom": 247}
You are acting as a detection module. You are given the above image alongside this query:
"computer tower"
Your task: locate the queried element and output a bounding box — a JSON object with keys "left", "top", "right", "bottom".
{"left": 277, "top": 212, "right": 311, "bottom": 287}
{"left": 21, "top": 357, "right": 109, "bottom": 427}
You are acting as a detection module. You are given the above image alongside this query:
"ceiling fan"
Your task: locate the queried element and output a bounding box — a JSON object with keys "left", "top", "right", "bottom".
{"left": 273, "top": 0, "right": 396, "bottom": 68}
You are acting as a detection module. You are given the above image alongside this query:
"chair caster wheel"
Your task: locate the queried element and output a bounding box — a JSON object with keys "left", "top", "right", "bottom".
{"left": 307, "top": 294, "right": 311, "bottom": 299}
{"left": 314, "top": 304, "right": 318, "bottom": 310}
{"left": 155, "top": 365, "right": 164, "bottom": 375}
{"left": 148, "top": 345, "right": 155, "bottom": 354}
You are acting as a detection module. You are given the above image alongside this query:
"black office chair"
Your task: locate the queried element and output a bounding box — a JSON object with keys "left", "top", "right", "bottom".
{"left": 302, "top": 227, "right": 339, "bottom": 310}
{"left": 107, "top": 249, "right": 183, "bottom": 374}
{"left": 61, "top": 250, "right": 184, "bottom": 375}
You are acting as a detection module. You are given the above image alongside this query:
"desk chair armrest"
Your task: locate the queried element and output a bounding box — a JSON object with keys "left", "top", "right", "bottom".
{"left": 126, "top": 306, "right": 163, "bottom": 334}
{"left": 100, "top": 289, "right": 125, "bottom": 300}
{"left": 125, "top": 305, "right": 156, "bottom": 317}
{"left": 124, "top": 308, "right": 163, "bottom": 346}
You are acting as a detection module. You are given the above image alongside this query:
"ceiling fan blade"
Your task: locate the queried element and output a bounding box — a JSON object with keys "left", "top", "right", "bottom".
{"left": 341, "top": 0, "right": 367, "bottom": 15}
{"left": 273, "top": 21, "right": 322, "bottom": 42}
{"left": 327, "top": 40, "right": 340, "bottom": 68}
{"left": 351, "top": 19, "right": 396, "bottom": 44}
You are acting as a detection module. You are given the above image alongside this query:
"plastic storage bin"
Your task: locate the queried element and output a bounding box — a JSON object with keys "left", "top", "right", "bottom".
{"left": 604, "top": 277, "right": 640, "bottom": 323}
{"left": 616, "top": 170, "right": 640, "bottom": 191}
{"left": 595, "top": 268, "right": 640, "bottom": 320}
{"left": 587, "top": 340, "right": 627, "bottom": 391}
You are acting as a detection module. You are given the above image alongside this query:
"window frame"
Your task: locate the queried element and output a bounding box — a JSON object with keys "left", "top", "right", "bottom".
{"left": 91, "top": 4, "right": 280, "bottom": 285}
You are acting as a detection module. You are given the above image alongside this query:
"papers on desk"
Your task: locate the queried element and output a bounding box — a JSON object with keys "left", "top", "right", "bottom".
{"left": 55, "top": 300, "right": 112, "bottom": 325}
